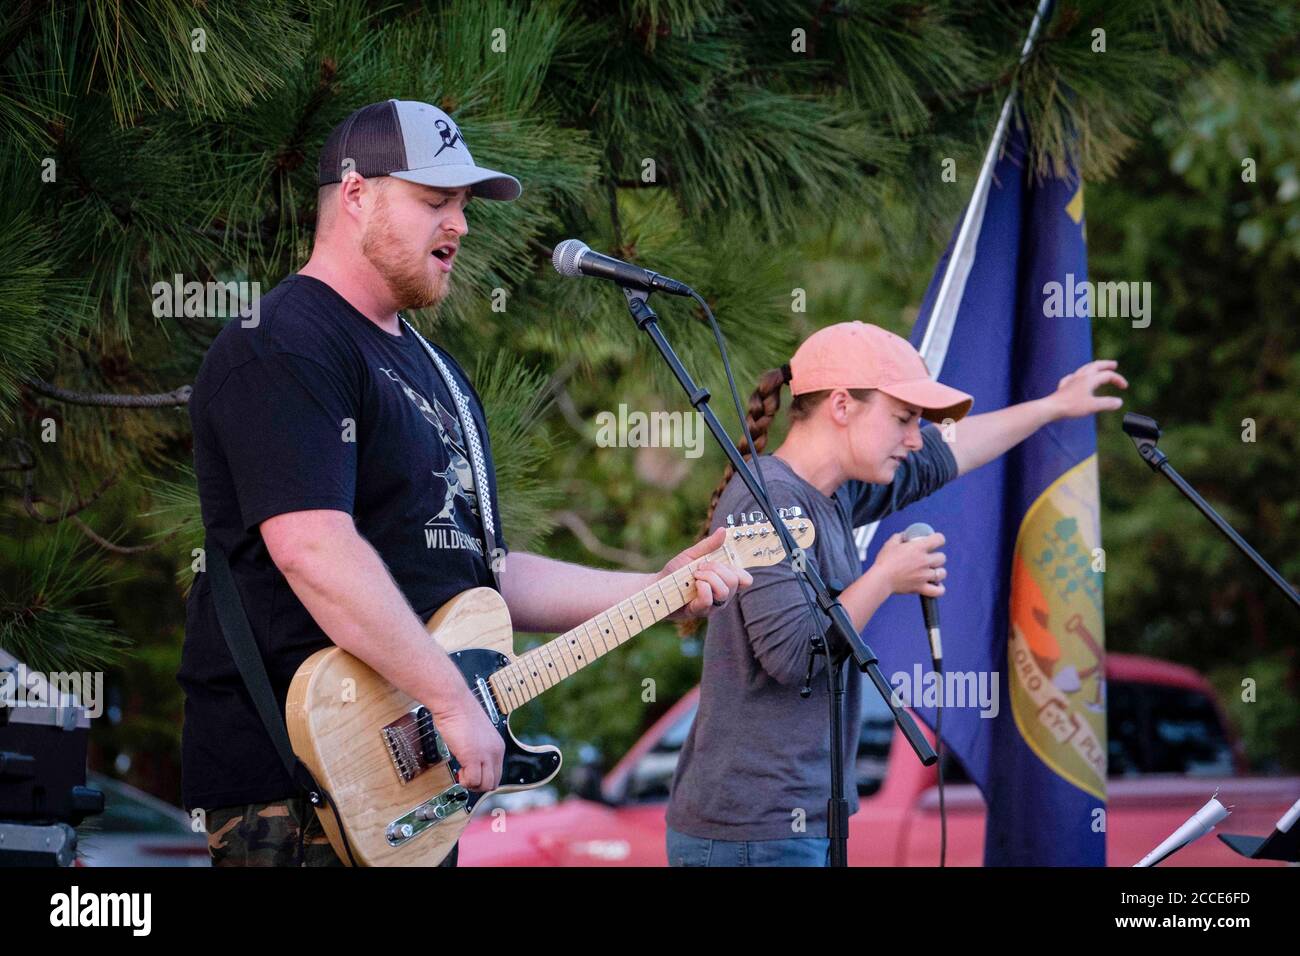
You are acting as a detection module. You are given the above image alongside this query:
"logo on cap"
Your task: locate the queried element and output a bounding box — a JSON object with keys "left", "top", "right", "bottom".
{"left": 433, "top": 119, "right": 462, "bottom": 157}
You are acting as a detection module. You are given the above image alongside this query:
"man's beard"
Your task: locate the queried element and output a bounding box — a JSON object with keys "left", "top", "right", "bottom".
{"left": 360, "top": 201, "right": 450, "bottom": 310}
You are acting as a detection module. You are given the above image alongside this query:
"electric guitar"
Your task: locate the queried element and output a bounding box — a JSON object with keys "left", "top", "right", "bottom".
{"left": 284, "top": 512, "right": 815, "bottom": 866}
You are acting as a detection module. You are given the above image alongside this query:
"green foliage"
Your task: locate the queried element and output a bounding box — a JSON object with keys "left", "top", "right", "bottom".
{"left": 140, "top": 466, "right": 204, "bottom": 593}
{"left": 1087, "top": 54, "right": 1299, "bottom": 699}
{"left": 0, "top": 204, "right": 89, "bottom": 420}
{"left": 76, "top": 0, "right": 310, "bottom": 123}
{"left": 1211, "top": 657, "right": 1300, "bottom": 773}
{"left": 464, "top": 348, "right": 564, "bottom": 554}
{"left": 0, "top": 524, "right": 128, "bottom": 672}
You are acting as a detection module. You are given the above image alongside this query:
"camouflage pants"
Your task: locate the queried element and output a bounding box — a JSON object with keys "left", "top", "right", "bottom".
{"left": 205, "top": 796, "right": 459, "bottom": 867}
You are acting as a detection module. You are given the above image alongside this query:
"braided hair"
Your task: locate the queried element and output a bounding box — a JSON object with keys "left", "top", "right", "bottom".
{"left": 677, "top": 363, "right": 872, "bottom": 636}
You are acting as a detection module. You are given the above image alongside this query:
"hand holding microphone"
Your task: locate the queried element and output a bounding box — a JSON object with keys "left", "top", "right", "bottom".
{"left": 871, "top": 523, "right": 946, "bottom": 666}
{"left": 871, "top": 525, "right": 947, "bottom": 599}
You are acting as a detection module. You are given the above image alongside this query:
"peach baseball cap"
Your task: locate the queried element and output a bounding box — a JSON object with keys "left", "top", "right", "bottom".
{"left": 789, "top": 321, "right": 974, "bottom": 422}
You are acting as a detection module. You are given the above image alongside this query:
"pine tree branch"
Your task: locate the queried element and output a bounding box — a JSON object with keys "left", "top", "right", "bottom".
{"left": 7, "top": 438, "right": 176, "bottom": 553}
{"left": 0, "top": 0, "right": 51, "bottom": 69}
{"left": 16, "top": 453, "right": 115, "bottom": 524}
{"left": 265, "top": 57, "right": 337, "bottom": 238}
{"left": 614, "top": 159, "right": 884, "bottom": 189}
{"left": 23, "top": 377, "right": 192, "bottom": 407}
{"left": 193, "top": 223, "right": 261, "bottom": 243}
{"left": 66, "top": 515, "right": 177, "bottom": 555}
{"left": 552, "top": 510, "right": 655, "bottom": 572}
{"left": 542, "top": 356, "right": 579, "bottom": 400}
{"left": 805, "top": 0, "right": 839, "bottom": 60}
{"left": 49, "top": 120, "right": 135, "bottom": 228}
{"left": 169, "top": 311, "right": 220, "bottom": 349}
{"left": 551, "top": 384, "right": 589, "bottom": 436}
{"left": 608, "top": 179, "right": 624, "bottom": 251}
{"left": 919, "top": 68, "right": 1015, "bottom": 110}
{"left": 24, "top": 484, "right": 109, "bottom": 523}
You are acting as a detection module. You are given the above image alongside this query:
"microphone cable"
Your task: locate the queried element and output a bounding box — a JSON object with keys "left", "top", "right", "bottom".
{"left": 935, "top": 659, "right": 947, "bottom": 867}
{"left": 687, "top": 289, "right": 826, "bottom": 638}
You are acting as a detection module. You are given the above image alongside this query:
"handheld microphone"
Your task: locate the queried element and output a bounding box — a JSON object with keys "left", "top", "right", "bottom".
{"left": 551, "top": 239, "right": 693, "bottom": 297}
{"left": 903, "top": 522, "right": 942, "bottom": 667}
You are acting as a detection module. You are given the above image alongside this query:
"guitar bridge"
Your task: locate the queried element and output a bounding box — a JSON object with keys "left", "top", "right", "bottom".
{"left": 386, "top": 785, "right": 470, "bottom": 846}
{"left": 381, "top": 706, "right": 451, "bottom": 783}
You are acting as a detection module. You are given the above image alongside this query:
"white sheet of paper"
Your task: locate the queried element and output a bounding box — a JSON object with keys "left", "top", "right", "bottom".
{"left": 1134, "top": 796, "right": 1230, "bottom": 867}
{"left": 1275, "top": 797, "right": 1300, "bottom": 834}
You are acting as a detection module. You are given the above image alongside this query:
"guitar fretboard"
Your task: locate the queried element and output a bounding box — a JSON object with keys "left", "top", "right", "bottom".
{"left": 488, "top": 551, "right": 721, "bottom": 713}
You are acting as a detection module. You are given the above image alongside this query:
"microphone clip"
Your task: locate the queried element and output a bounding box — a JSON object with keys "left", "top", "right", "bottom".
{"left": 621, "top": 284, "right": 658, "bottom": 328}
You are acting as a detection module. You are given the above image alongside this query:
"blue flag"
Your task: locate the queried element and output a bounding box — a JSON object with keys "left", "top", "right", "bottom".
{"left": 856, "top": 125, "right": 1107, "bottom": 865}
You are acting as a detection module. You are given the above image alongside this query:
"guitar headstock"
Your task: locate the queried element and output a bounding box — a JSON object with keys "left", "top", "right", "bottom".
{"left": 720, "top": 508, "right": 816, "bottom": 569}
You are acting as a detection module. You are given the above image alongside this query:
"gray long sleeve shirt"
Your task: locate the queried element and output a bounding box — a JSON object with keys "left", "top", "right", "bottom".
{"left": 665, "top": 427, "right": 958, "bottom": 841}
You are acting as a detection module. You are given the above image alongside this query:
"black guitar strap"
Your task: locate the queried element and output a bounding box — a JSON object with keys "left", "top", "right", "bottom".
{"left": 204, "top": 533, "right": 360, "bottom": 866}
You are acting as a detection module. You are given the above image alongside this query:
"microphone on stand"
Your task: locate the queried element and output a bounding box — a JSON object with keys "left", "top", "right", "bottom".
{"left": 551, "top": 239, "right": 693, "bottom": 297}
{"left": 903, "top": 521, "right": 942, "bottom": 669}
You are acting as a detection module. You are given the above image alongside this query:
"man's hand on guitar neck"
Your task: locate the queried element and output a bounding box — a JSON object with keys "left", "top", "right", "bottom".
{"left": 661, "top": 527, "right": 753, "bottom": 622}
{"left": 500, "top": 528, "right": 753, "bottom": 633}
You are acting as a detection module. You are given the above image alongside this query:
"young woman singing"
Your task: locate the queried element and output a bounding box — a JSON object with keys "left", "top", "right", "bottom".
{"left": 665, "top": 321, "right": 1126, "bottom": 866}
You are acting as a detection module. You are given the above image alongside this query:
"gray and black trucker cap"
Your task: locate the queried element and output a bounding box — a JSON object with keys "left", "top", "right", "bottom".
{"left": 318, "top": 99, "right": 521, "bottom": 201}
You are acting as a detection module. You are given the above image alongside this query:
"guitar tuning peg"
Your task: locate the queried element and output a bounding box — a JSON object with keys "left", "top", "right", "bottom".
{"left": 785, "top": 506, "right": 803, "bottom": 519}
{"left": 725, "top": 513, "right": 735, "bottom": 527}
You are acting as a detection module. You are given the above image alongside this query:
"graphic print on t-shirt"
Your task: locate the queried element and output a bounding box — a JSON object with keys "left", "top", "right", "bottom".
{"left": 378, "top": 367, "right": 484, "bottom": 555}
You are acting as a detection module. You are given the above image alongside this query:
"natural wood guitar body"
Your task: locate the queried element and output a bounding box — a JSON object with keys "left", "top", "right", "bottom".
{"left": 286, "top": 588, "right": 554, "bottom": 866}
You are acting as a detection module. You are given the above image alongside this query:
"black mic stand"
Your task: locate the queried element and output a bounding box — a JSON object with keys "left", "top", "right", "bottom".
{"left": 797, "top": 578, "right": 856, "bottom": 865}
{"left": 1123, "top": 413, "right": 1300, "bottom": 611}
{"left": 620, "top": 285, "right": 938, "bottom": 868}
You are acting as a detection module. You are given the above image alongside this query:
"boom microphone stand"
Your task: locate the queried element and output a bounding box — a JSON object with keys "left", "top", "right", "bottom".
{"left": 1122, "top": 413, "right": 1300, "bottom": 611}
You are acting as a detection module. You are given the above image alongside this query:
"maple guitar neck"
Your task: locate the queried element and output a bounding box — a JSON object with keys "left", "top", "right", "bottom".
{"left": 487, "top": 551, "right": 718, "bottom": 714}
{"left": 487, "top": 512, "right": 815, "bottom": 714}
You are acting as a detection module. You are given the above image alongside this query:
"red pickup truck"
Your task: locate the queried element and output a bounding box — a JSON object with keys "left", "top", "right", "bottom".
{"left": 458, "top": 652, "right": 1297, "bottom": 866}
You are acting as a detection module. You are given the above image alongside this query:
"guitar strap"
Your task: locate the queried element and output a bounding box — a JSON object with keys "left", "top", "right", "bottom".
{"left": 204, "top": 534, "right": 360, "bottom": 866}
{"left": 401, "top": 316, "right": 503, "bottom": 591}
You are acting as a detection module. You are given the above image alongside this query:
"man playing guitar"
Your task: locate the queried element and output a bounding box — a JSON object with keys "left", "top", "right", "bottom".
{"left": 179, "top": 100, "right": 750, "bottom": 867}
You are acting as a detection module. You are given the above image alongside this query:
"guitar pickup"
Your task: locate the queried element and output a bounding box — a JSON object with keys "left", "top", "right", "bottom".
{"left": 381, "top": 706, "right": 451, "bottom": 783}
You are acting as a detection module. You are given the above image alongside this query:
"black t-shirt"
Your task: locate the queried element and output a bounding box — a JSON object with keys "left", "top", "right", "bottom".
{"left": 179, "top": 274, "right": 508, "bottom": 811}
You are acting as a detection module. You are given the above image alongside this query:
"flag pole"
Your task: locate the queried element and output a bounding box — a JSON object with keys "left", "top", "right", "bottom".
{"left": 857, "top": 0, "right": 1058, "bottom": 561}
{"left": 918, "top": 0, "right": 1057, "bottom": 374}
